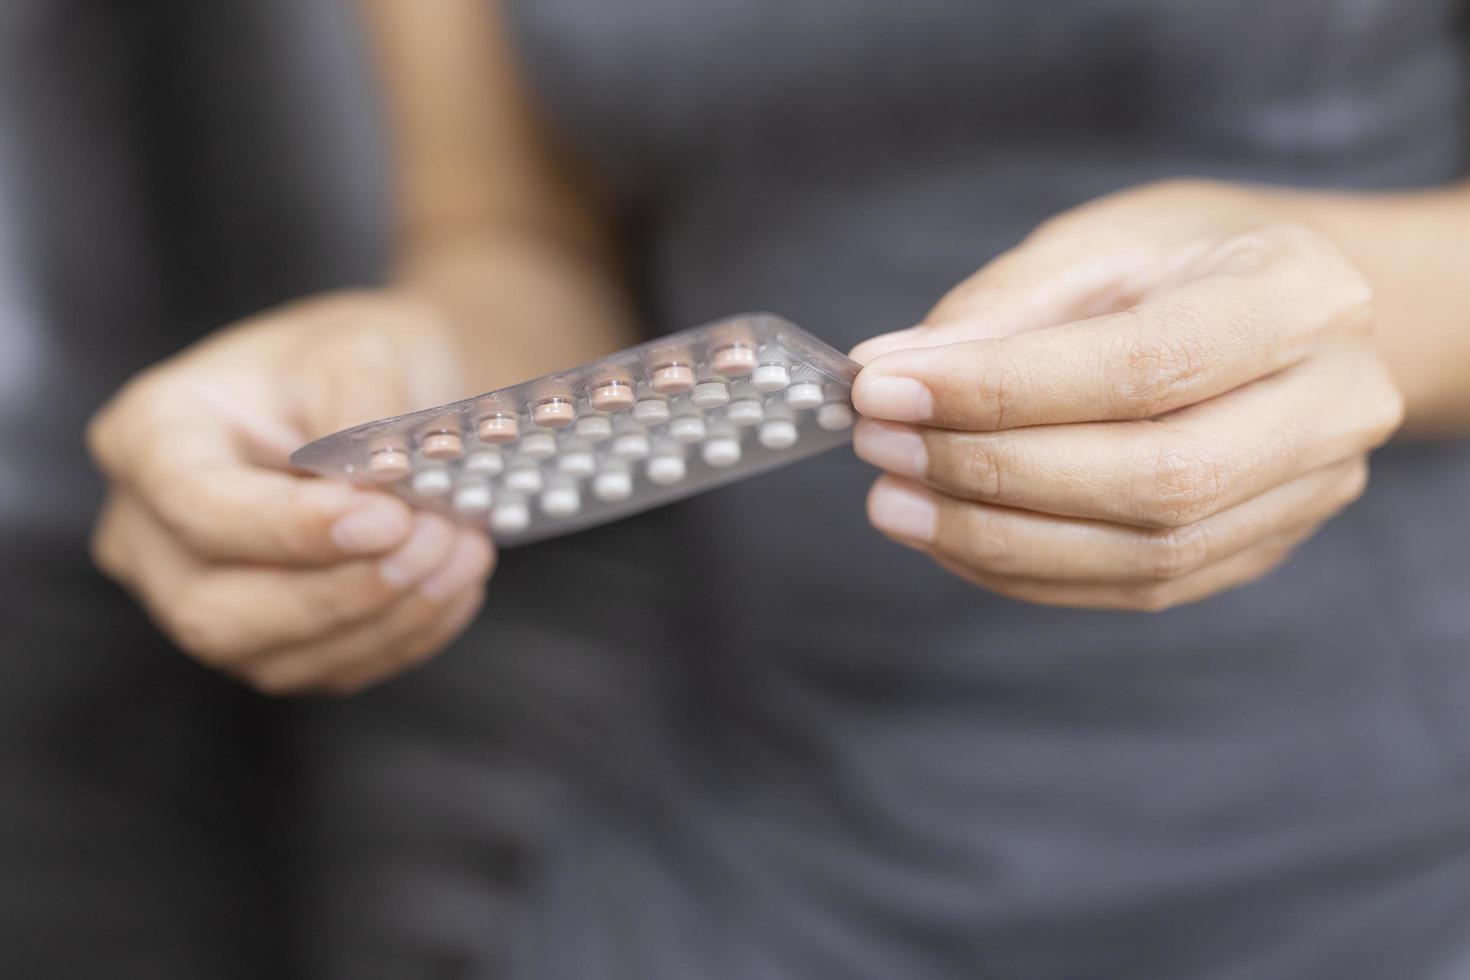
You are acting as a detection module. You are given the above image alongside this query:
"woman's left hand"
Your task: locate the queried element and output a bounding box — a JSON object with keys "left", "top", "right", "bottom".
{"left": 850, "top": 181, "right": 1405, "bottom": 611}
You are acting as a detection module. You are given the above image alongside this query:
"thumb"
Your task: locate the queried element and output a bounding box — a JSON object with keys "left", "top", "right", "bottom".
{"left": 850, "top": 214, "right": 1157, "bottom": 365}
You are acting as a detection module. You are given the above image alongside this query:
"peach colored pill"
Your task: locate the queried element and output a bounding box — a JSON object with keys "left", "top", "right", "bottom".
{"left": 711, "top": 344, "right": 757, "bottom": 377}
{"left": 420, "top": 431, "right": 464, "bottom": 461}
{"left": 650, "top": 363, "right": 696, "bottom": 396}
{"left": 477, "top": 414, "right": 519, "bottom": 443}
{"left": 367, "top": 449, "right": 410, "bottom": 482}
{"left": 589, "top": 381, "right": 635, "bottom": 412}
{"left": 532, "top": 398, "right": 576, "bottom": 428}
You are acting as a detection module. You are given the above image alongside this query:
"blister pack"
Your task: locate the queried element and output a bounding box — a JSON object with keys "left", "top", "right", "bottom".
{"left": 291, "top": 314, "right": 860, "bottom": 545}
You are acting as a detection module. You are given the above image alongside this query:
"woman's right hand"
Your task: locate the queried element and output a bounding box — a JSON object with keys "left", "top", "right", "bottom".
{"left": 88, "top": 292, "right": 495, "bottom": 696}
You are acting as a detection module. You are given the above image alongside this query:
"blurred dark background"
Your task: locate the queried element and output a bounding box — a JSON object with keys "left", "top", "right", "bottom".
{"left": 2, "top": 1, "right": 384, "bottom": 975}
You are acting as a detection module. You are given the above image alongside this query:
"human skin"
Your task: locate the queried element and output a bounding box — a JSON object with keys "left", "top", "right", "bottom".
{"left": 853, "top": 179, "right": 1470, "bottom": 611}
{"left": 89, "top": 3, "right": 1470, "bottom": 692}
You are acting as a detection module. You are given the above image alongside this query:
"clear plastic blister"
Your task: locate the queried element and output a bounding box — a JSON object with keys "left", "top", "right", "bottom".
{"left": 291, "top": 313, "right": 860, "bottom": 545}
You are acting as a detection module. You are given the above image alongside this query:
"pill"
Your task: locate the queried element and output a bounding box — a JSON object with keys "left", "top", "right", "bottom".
{"left": 650, "top": 362, "right": 695, "bottom": 396}
{"left": 669, "top": 414, "right": 707, "bottom": 443}
{"left": 752, "top": 363, "right": 791, "bottom": 392}
{"left": 711, "top": 343, "right": 757, "bottom": 377}
{"left": 420, "top": 431, "right": 464, "bottom": 461}
{"left": 817, "top": 401, "right": 854, "bottom": 431}
{"left": 532, "top": 397, "right": 576, "bottom": 428}
{"left": 726, "top": 398, "right": 764, "bottom": 427}
{"left": 476, "top": 414, "right": 519, "bottom": 444}
{"left": 453, "top": 481, "right": 493, "bottom": 514}
{"left": 463, "top": 449, "right": 505, "bottom": 476}
{"left": 541, "top": 483, "right": 581, "bottom": 518}
{"left": 593, "top": 467, "right": 633, "bottom": 502}
{"left": 558, "top": 447, "right": 597, "bottom": 478}
{"left": 646, "top": 454, "right": 687, "bottom": 485}
{"left": 491, "top": 499, "right": 531, "bottom": 536}
{"left": 504, "top": 466, "right": 544, "bottom": 494}
{"left": 412, "top": 465, "right": 452, "bottom": 497}
{"left": 612, "top": 431, "right": 651, "bottom": 459}
{"left": 702, "top": 436, "right": 741, "bottom": 468}
{"left": 691, "top": 380, "right": 729, "bottom": 409}
{"left": 575, "top": 414, "right": 613, "bottom": 441}
{"left": 632, "top": 397, "right": 671, "bottom": 426}
{"left": 758, "top": 418, "right": 799, "bottom": 450}
{"left": 367, "top": 448, "right": 410, "bottom": 482}
{"left": 786, "top": 382, "right": 823, "bottom": 410}
{"left": 520, "top": 431, "right": 557, "bottom": 459}
{"left": 589, "top": 380, "right": 635, "bottom": 412}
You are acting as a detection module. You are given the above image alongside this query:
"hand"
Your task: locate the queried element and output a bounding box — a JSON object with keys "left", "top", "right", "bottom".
{"left": 89, "top": 292, "right": 494, "bottom": 694}
{"left": 851, "top": 181, "right": 1405, "bottom": 611}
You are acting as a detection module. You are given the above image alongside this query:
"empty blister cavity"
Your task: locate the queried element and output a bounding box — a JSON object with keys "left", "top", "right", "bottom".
{"left": 292, "top": 313, "right": 859, "bottom": 545}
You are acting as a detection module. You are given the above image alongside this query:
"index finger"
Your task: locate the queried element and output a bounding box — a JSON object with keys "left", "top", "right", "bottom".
{"left": 853, "top": 239, "right": 1371, "bottom": 431}
{"left": 96, "top": 403, "right": 413, "bottom": 565}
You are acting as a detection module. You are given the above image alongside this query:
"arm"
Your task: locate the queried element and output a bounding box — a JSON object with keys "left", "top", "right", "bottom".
{"left": 359, "top": 0, "right": 638, "bottom": 392}
{"left": 1277, "top": 181, "right": 1470, "bottom": 438}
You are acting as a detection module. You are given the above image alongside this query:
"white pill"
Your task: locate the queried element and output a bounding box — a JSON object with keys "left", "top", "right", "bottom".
{"left": 726, "top": 398, "right": 764, "bottom": 427}
{"left": 490, "top": 500, "right": 531, "bottom": 536}
{"left": 758, "top": 418, "right": 799, "bottom": 450}
{"left": 504, "top": 466, "right": 544, "bottom": 494}
{"left": 646, "top": 454, "right": 687, "bottom": 485}
{"left": 411, "top": 466, "right": 452, "bottom": 497}
{"left": 520, "top": 431, "right": 558, "bottom": 459}
{"left": 670, "top": 414, "right": 707, "bottom": 443}
{"left": 632, "top": 398, "right": 671, "bottom": 426}
{"left": 786, "top": 382, "right": 824, "bottom": 410}
{"left": 453, "top": 481, "right": 493, "bottom": 514}
{"left": 690, "top": 380, "right": 730, "bottom": 409}
{"left": 752, "top": 363, "right": 791, "bottom": 392}
{"left": 612, "top": 432, "right": 651, "bottom": 459}
{"left": 574, "top": 414, "right": 613, "bottom": 441}
{"left": 817, "top": 401, "right": 854, "bottom": 431}
{"left": 593, "top": 468, "right": 633, "bottom": 502}
{"left": 702, "top": 436, "right": 741, "bottom": 468}
{"left": 463, "top": 449, "right": 505, "bottom": 476}
{"left": 541, "top": 484, "right": 581, "bottom": 518}
{"left": 558, "top": 449, "right": 597, "bottom": 478}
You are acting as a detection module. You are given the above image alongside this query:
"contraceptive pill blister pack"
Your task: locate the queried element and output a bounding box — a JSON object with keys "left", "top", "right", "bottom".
{"left": 291, "top": 314, "right": 860, "bottom": 545}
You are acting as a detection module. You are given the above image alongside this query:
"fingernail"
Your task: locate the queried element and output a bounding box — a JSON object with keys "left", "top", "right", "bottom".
{"left": 853, "top": 419, "right": 927, "bottom": 478}
{"left": 331, "top": 497, "right": 412, "bottom": 554}
{"left": 379, "top": 514, "right": 454, "bottom": 587}
{"left": 420, "top": 532, "right": 492, "bottom": 602}
{"left": 868, "top": 479, "right": 937, "bottom": 543}
{"left": 853, "top": 374, "right": 933, "bottom": 422}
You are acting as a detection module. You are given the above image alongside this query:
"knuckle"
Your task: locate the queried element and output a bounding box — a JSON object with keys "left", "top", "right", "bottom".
{"left": 1338, "top": 457, "right": 1371, "bottom": 507}
{"left": 965, "top": 355, "right": 1017, "bottom": 430}
{"left": 954, "top": 437, "right": 1006, "bottom": 499}
{"left": 1109, "top": 315, "right": 1214, "bottom": 418}
{"left": 946, "top": 508, "right": 1018, "bottom": 572}
{"left": 1137, "top": 523, "right": 1212, "bottom": 580}
{"left": 1133, "top": 434, "right": 1226, "bottom": 528}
